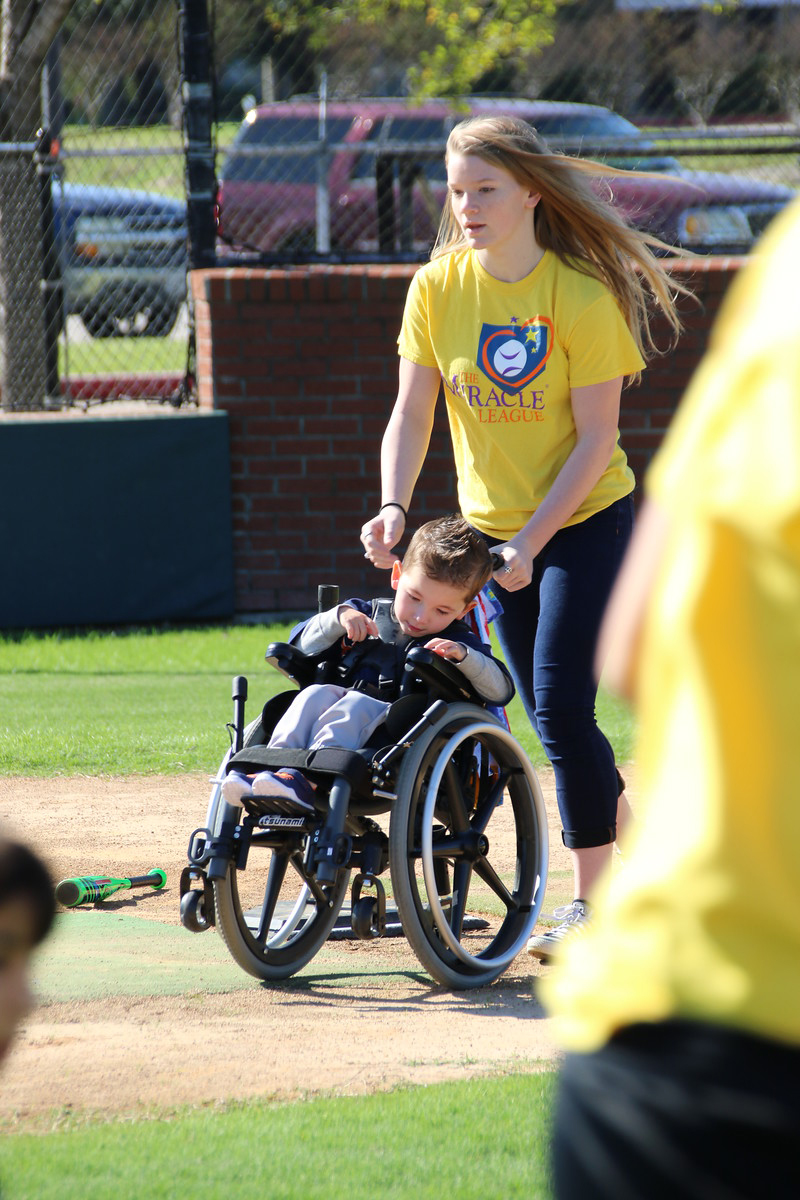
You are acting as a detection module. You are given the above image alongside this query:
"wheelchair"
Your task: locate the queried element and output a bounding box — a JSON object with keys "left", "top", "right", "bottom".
{"left": 180, "top": 592, "right": 548, "bottom": 990}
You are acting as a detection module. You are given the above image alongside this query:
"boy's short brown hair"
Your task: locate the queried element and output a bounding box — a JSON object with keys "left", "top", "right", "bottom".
{"left": 402, "top": 514, "right": 493, "bottom": 603}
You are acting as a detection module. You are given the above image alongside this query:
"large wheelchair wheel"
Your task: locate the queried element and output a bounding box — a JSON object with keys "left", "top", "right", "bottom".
{"left": 213, "top": 838, "right": 350, "bottom": 982}
{"left": 209, "top": 714, "right": 350, "bottom": 981}
{"left": 389, "top": 703, "right": 547, "bottom": 989}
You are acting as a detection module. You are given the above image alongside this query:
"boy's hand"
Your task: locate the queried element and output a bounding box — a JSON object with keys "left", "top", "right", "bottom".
{"left": 341, "top": 607, "right": 379, "bottom": 643}
{"left": 424, "top": 638, "right": 466, "bottom": 663}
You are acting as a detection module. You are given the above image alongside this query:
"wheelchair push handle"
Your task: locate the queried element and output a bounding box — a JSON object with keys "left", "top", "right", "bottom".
{"left": 231, "top": 675, "right": 248, "bottom": 752}
{"left": 490, "top": 552, "right": 505, "bottom": 572}
{"left": 318, "top": 584, "right": 339, "bottom": 613}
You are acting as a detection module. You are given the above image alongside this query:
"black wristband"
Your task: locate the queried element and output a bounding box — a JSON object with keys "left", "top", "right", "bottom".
{"left": 380, "top": 502, "right": 407, "bottom": 521}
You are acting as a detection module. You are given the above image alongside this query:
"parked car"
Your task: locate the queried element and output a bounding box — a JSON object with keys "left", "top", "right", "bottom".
{"left": 52, "top": 181, "right": 187, "bottom": 337}
{"left": 216, "top": 98, "right": 795, "bottom": 257}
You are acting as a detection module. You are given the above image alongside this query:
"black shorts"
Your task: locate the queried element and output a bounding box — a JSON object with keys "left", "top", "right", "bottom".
{"left": 553, "top": 1019, "right": 800, "bottom": 1200}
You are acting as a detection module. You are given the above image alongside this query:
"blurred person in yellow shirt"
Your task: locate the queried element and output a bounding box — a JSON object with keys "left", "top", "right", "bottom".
{"left": 541, "top": 195, "right": 800, "bottom": 1199}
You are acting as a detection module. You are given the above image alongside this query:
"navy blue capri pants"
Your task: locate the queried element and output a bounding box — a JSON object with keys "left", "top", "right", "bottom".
{"left": 480, "top": 494, "right": 633, "bottom": 849}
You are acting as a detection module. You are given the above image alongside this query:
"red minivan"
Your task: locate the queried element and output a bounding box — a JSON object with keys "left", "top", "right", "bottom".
{"left": 216, "top": 97, "right": 794, "bottom": 257}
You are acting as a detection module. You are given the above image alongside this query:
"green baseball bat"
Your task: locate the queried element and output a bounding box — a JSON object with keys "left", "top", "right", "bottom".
{"left": 55, "top": 869, "right": 167, "bottom": 908}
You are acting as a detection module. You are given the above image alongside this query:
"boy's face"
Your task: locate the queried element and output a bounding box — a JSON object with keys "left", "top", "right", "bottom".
{"left": 392, "top": 561, "right": 473, "bottom": 638}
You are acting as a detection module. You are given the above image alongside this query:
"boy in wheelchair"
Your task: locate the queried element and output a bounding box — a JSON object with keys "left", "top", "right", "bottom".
{"left": 181, "top": 512, "right": 547, "bottom": 987}
{"left": 222, "top": 513, "right": 514, "bottom": 815}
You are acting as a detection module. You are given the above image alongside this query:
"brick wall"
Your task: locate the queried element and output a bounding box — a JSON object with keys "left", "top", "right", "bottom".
{"left": 191, "top": 258, "right": 743, "bottom": 615}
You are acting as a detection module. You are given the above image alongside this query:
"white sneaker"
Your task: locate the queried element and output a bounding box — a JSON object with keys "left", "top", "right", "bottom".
{"left": 527, "top": 900, "right": 591, "bottom": 961}
{"left": 221, "top": 770, "right": 253, "bottom": 807}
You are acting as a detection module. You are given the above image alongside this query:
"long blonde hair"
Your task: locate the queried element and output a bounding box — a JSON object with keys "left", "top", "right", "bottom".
{"left": 434, "top": 114, "right": 689, "bottom": 361}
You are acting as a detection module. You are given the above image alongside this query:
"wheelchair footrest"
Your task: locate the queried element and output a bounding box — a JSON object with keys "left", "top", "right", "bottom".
{"left": 227, "top": 746, "right": 372, "bottom": 791}
{"left": 241, "top": 795, "right": 313, "bottom": 826}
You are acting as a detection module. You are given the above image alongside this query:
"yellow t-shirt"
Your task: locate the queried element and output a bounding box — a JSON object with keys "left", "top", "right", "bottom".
{"left": 541, "top": 197, "right": 800, "bottom": 1052}
{"left": 398, "top": 249, "right": 642, "bottom": 541}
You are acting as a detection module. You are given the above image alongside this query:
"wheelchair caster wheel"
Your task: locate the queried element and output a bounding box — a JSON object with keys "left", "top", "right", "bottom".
{"left": 180, "top": 889, "right": 210, "bottom": 933}
{"left": 352, "top": 895, "right": 380, "bottom": 940}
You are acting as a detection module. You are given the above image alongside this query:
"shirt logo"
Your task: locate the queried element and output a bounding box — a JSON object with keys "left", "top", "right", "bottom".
{"left": 476, "top": 316, "right": 553, "bottom": 395}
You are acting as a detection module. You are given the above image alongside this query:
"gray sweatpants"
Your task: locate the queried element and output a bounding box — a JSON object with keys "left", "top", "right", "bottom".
{"left": 268, "top": 684, "right": 390, "bottom": 752}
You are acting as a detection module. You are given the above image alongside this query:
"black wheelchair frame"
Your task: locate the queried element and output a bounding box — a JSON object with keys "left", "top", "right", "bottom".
{"left": 180, "top": 602, "right": 548, "bottom": 989}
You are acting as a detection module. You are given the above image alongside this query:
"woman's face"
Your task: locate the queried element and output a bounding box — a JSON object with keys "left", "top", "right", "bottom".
{"left": 0, "top": 899, "right": 37, "bottom": 1065}
{"left": 446, "top": 151, "right": 539, "bottom": 254}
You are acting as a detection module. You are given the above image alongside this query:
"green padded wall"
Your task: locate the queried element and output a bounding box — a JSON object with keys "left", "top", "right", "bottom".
{"left": 0, "top": 412, "right": 234, "bottom": 628}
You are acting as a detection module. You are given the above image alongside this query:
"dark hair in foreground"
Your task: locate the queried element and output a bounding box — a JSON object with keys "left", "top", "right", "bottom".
{"left": 0, "top": 840, "right": 56, "bottom": 945}
{"left": 403, "top": 513, "right": 493, "bottom": 601}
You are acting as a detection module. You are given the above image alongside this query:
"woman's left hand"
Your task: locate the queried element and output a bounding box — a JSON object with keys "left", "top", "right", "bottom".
{"left": 492, "top": 540, "right": 533, "bottom": 591}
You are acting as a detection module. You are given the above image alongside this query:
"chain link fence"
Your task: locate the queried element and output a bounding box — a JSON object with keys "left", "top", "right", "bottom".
{"left": 3, "top": 0, "right": 800, "bottom": 412}
{"left": 1, "top": 0, "right": 190, "bottom": 412}
{"left": 211, "top": 0, "right": 800, "bottom": 263}
{"left": 53, "top": 1, "right": 187, "bottom": 405}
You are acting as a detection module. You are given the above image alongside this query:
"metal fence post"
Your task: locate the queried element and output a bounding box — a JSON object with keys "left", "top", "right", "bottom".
{"left": 315, "top": 72, "right": 331, "bottom": 254}
{"left": 35, "top": 128, "right": 64, "bottom": 407}
{"left": 180, "top": 0, "right": 216, "bottom": 270}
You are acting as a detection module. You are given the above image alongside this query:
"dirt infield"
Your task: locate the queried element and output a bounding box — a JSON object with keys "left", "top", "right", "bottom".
{"left": 0, "top": 769, "right": 614, "bottom": 1131}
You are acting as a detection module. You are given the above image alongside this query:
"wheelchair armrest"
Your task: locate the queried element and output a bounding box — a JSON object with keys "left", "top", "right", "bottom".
{"left": 265, "top": 641, "right": 319, "bottom": 688}
{"left": 403, "top": 645, "right": 482, "bottom": 705}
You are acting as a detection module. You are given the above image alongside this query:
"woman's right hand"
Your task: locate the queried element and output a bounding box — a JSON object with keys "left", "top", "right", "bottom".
{"left": 361, "top": 509, "right": 405, "bottom": 568}
{"left": 491, "top": 539, "right": 534, "bottom": 591}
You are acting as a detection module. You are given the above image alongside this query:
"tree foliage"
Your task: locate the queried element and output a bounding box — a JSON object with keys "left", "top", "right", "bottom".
{"left": 262, "top": 0, "right": 565, "bottom": 97}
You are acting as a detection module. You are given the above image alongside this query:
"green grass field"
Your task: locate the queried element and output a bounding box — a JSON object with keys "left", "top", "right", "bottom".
{"left": 59, "top": 332, "right": 186, "bottom": 379}
{"left": 0, "top": 624, "right": 635, "bottom": 777}
{"left": 0, "top": 623, "right": 634, "bottom": 1194}
{"left": 0, "top": 1072, "right": 558, "bottom": 1200}
{"left": 60, "top": 122, "right": 240, "bottom": 197}
{"left": 0, "top": 624, "right": 288, "bottom": 775}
